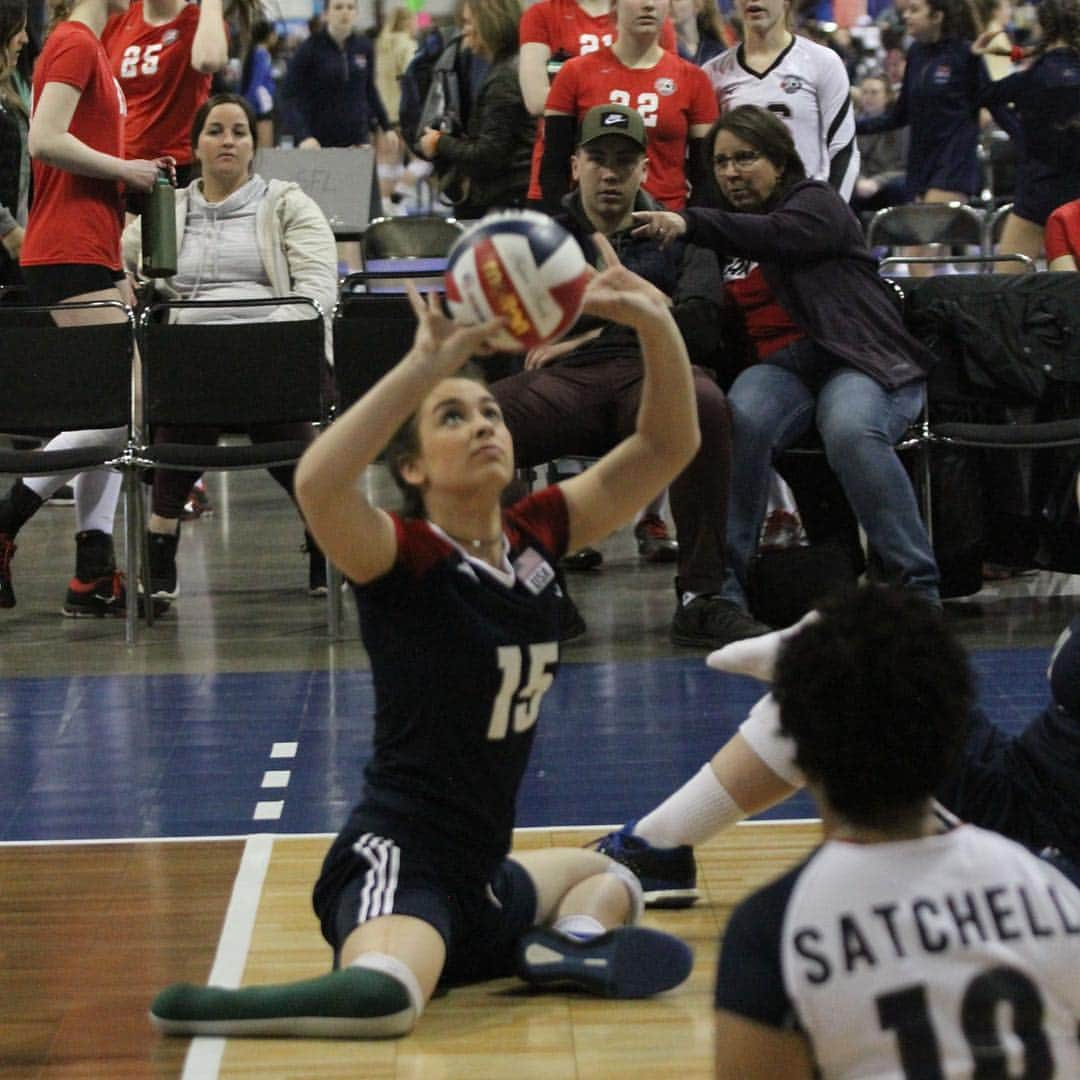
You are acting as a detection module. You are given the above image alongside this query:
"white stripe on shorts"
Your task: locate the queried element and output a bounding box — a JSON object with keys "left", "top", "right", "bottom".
{"left": 352, "top": 833, "right": 400, "bottom": 923}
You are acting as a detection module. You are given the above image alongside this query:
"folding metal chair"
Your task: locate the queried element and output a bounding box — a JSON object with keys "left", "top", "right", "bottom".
{"left": 0, "top": 300, "right": 140, "bottom": 642}
{"left": 868, "top": 202, "right": 1035, "bottom": 274}
{"left": 359, "top": 216, "right": 465, "bottom": 294}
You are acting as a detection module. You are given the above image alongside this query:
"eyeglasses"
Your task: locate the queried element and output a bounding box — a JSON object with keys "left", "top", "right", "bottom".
{"left": 713, "top": 150, "right": 762, "bottom": 171}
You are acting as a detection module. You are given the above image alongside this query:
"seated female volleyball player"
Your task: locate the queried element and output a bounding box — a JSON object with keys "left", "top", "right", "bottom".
{"left": 714, "top": 586, "right": 1080, "bottom": 1079}
{"left": 597, "top": 597, "right": 1080, "bottom": 906}
{"left": 149, "top": 234, "right": 699, "bottom": 1038}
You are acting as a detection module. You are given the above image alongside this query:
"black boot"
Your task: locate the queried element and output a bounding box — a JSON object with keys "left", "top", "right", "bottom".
{"left": 63, "top": 529, "right": 125, "bottom": 617}
{"left": 147, "top": 529, "right": 180, "bottom": 599}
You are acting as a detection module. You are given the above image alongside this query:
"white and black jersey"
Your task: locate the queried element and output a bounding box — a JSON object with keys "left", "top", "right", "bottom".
{"left": 703, "top": 36, "right": 860, "bottom": 200}
{"left": 716, "top": 825, "right": 1080, "bottom": 1078}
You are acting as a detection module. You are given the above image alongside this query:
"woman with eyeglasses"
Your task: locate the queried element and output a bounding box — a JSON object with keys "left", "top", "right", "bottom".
{"left": 632, "top": 104, "right": 941, "bottom": 623}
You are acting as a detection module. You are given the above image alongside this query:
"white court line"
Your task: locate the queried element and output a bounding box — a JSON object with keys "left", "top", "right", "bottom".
{"left": 514, "top": 817, "right": 821, "bottom": 834}
{"left": 181, "top": 833, "right": 274, "bottom": 1080}
{"left": 0, "top": 832, "right": 336, "bottom": 848}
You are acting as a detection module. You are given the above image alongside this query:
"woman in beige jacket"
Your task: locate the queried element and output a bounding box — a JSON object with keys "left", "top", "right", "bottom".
{"left": 123, "top": 92, "right": 337, "bottom": 603}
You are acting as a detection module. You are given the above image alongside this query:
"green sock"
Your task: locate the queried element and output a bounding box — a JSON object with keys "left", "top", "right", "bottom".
{"left": 150, "top": 966, "right": 415, "bottom": 1039}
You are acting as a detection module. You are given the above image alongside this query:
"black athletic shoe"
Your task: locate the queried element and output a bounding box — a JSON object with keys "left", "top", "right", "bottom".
{"left": 671, "top": 596, "right": 771, "bottom": 649}
{"left": 561, "top": 547, "right": 604, "bottom": 572}
{"left": 146, "top": 531, "right": 179, "bottom": 600}
{"left": 591, "top": 825, "right": 699, "bottom": 908}
{"left": 516, "top": 925, "right": 693, "bottom": 998}
{"left": 63, "top": 571, "right": 127, "bottom": 617}
{"left": 0, "top": 532, "right": 15, "bottom": 609}
{"left": 305, "top": 533, "right": 328, "bottom": 597}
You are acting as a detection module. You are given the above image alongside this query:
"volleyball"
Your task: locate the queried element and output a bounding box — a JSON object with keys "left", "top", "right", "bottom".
{"left": 444, "top": 210, "right": 591, "bottom": 352}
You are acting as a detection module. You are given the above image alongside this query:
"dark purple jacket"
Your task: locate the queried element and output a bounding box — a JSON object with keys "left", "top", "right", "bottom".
{"left": 682, "top": 180, "right": 936, "bottom": 390}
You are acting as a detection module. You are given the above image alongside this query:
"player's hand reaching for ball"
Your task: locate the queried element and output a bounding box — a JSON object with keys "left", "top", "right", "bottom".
{"left": 581, "top": 233, "right": 674, "bottom": 331}
{"left": 404, "top": 284, "right": 505, "bottom": 377}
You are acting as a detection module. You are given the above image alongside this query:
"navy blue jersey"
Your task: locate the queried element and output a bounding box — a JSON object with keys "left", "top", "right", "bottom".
{"left": 281, "top": 30, "right": 391, "bottom": 146}
{"left": 858, "top": 37, "right": 980, "bottom": 198}
{"left": 342, "top": 485, "right": 569, "bottom": 873}
{"left": 979, "top": 49, "right": 1080, "bottom": 223}
{"left": 979, "top": 49, "right": 1080, "bottom": 170}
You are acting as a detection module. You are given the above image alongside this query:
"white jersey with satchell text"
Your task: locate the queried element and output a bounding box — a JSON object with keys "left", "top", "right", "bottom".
{"left": 703, "top": 35, "right": 859, "bottom": 200}
{"left": 716, "top": 825, "right": 1080, "bottom": 1078}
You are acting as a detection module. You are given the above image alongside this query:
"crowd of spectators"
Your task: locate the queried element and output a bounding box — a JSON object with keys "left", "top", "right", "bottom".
{"left": 2, "top": 0, "right": 1078, "bottom": 618}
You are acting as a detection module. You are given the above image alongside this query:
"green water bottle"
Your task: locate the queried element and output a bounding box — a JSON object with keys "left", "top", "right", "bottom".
{"left": 141, "top": 169, "right": 177, "bottom": 277}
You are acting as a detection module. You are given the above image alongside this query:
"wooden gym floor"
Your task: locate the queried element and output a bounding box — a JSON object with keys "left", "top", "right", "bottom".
{"left": 0, "top": 466, "right": 1074, "bottom": 1078}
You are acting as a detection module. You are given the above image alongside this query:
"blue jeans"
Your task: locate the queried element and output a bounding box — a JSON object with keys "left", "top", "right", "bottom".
{"left": 721, "top": 341, "right": 940, "bottom": 607}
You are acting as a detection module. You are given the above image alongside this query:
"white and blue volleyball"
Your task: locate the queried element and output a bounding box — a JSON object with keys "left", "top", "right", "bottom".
{"left": 444, "top": 210, "right": 590, "bottom": 352}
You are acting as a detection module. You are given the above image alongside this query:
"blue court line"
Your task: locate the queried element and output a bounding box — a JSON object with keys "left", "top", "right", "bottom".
{"left": 0, "top": 649, "right": 1051, "bottom": 843}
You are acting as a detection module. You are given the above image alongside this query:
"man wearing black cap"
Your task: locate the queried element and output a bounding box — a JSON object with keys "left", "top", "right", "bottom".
{"left": 493, "top": 103, "right": 770, "bottom": 649}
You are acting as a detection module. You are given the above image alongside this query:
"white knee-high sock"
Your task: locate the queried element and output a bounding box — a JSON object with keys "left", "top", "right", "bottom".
{"left": 24, "top": 427, "right": 127, "bottom": 506}
{"left": 74, "top": 468, "right": 123, "bottom": 535}
{"left": 634, "top": 763, "right": 744, "bottom": 848}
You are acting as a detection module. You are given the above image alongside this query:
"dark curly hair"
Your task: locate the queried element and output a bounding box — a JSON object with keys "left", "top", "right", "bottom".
{"left": 772, "top": 586, "right": 973, "bottom": 829}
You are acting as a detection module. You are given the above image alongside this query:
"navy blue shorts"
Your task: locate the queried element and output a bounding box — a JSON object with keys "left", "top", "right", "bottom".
{"left": 315, "top": 814, "right": 538, "bottom": 986}
{"left": 1011, "top": 161, "right": 1080, "bottom": 228}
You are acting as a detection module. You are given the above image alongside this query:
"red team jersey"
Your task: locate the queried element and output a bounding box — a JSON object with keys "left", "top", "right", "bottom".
{"left": 521, "top": 0, "right": 678, "bottom": 202}
{"left": 102, "top": 1, "right": 213, "bottom": 163}
{"left": 22, "top": 21, "right": 126, "bottom": 269}
{"left": 541, "top": 46, "right": 717, "bottom": 209}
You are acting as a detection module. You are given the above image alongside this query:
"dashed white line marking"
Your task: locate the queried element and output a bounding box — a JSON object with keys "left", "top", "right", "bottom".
{"left": 253, "top": 801, "right": 284, "bottom": 821}
{"left": 270, "top": 741, "right": 298, "bottom": 759}
{"left": 261, "top": 770, "right": 291, "bottom": 789}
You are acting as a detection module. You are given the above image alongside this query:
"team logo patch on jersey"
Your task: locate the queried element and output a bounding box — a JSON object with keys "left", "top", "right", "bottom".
{"left": 655, "top": 77, "right": 676, "bottom": 96}
{"left": 163, "top": 29, "right": 178, "bottom": 45}
{"left": 514, "top": 548, "right": 556, "bottom": 596}
{"left": 780, "top": 75, "right": 804, "bottom": 94}
{"left": 933, "top": 64, "right": 952, "bottom": 84}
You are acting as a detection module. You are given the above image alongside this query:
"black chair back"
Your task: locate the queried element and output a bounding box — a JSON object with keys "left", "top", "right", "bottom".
{"left": 140, "top": 298, "right": 326, "bottom": 430}
{"left": 333, "top": 290, "right": 425, "bottom": 411}
{"left": 0, "top": 304, "right": 133, "bottom": 434}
